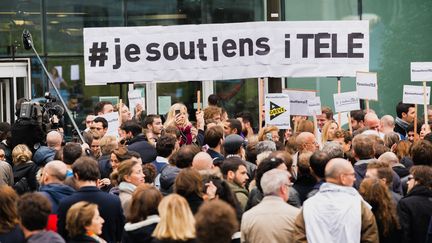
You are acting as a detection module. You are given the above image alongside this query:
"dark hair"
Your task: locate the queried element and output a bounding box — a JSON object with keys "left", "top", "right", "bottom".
{"left": 143, "top": 163, "right": 157, "bottom": 183}
{"left": 195, "top": 200, "right": 239, "bottom": 243}
{"left": 156, "top": 134, "right": 177, "bottom": 158}
{"left": 63, "top": 142, "right": 82, "bottom": 165}
{"left": 309, "top": 151, "right": 330, "bottom": 179}
{"left": 207, "top": 94, "right": 220, "bottom": 106}
{"left": 93, "top": 116, "right": 108, "bottom": 128}
{"left": 174, "top": 168, "right": 203, "bottom": 197}
{"left": 112, "top": 146, "right": 132, "bottom": 162}
{"left": 352, "top": 134, "right": 374, "bottom": 159}
{"left": 72, "top": 156, "right": 100, "bottom": 181}
{"left": 17, "top": 193, "right": 52, "bottom": 231}
{"left": 143, "top": 114, "right": 161, "bottom": 129}
{"left": 321, "top": 106, "right": 333, "bottom": 120}
{"left": 236, "top": 111, "right": 254, "bottom": 128}
{"left": 221, "top": 157, "right": 246, "bottom": 177}
{"left": 254, "top": 157, "right": 286, "bottom": 193}
{"left": 396, "top": 102, "right": 414, "bottom": 119}
{"left": 367, "top": 160, "right": 394, "bottom": 187}
{"left": 94, "top": 101, "right": 112, "bottom": 115}
{"left": 410, "top": 165, "right": 432, "bottom": 187}
{"left": 163, "top": 125, "right": 181, "bottom": 139}
{"left": 204, "top": 125, "right": 224, "bottom": 148}
{"left": 350, "top": 110, "right": 365, "bottom": 122}
{"left": 127, "top": 184, "right": 162, "bottom": 223}
{"left": 120, "top": 120, "right": 142, "bottom": 136}
{"left": 410, "top": 140, "right": 432, "bottom": 166}
{"left": 174, "top": 145, "right": 201, "bottom": 169}
{"left": 226, "top": 119, "right": 242, "bottom": 135}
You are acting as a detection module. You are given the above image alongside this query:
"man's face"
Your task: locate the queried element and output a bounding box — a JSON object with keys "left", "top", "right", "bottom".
{"left": 223, "top": 121, "right": 235, "bottom": 135}
{"left": 90, "top": 122, "right": 107, "bottom": 138}
{"left": 367, "top": 119, "right": 380, "bottom": 132}
{"left": 102, "top": 104, "right": 114, "bottom": 114}
{"left": 91, "top": 139, "right": 101, "bottom": 156}
{"left": 120, "top": 106, "right": 131, "bottom": 122}
{"left": 340, "top": 168, "right": 356, "bottom": 187}
{"left": 407, "top": 131, "right": 415, "bottom": 142}
{"left": 233, "top": 165, "right": 249, "bottom": 188}
{"left": 403, "top": 107, "right": 416, "bottom": 123}
{"left": 351, "top": 118, "right": 363, "bottom": 131}
{"left": 85, "top": 115, "right": 95, "bottom": 129}
{"left": 149, "top": 118, "right": 163, "bottom": 135}
{"left": 365, "top": 168, "right": 378, "bottom": 180}
{"left": 316, "top": 114, "right": 329, "bottom": 130}
{"left": 304, "top": 135, "right": 319, "bottom": 153}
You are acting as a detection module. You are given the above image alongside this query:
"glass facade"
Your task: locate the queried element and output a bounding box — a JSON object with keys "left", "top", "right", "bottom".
{"left": 1, "top": 0, "right": 431, "bottom": 131}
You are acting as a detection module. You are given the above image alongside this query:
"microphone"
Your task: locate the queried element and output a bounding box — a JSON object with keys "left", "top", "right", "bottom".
{"left": 22, "top": 29, "right": 32, "bottom": 50}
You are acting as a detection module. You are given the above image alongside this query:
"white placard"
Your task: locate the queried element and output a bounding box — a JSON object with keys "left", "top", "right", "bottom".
{"left": 308, "top": 97, "right": 322, "bottom": 116}
{"left": 98, "top": 112, "right": 120, "bottom": 137}
{"left": 84, "top": 21, "right": 369, "bottom": 85}
{"left": 411, "top": 62, "right": 432, "bottom": 82}
{"left": 402, "top": 85, "right": 430, "bottom": 105}
{"left": 356, "top": 71, "right": 378, "bottom": 100}
{"left": 333, "top": 91, "right": 360, "bottom": 113}
{"left": 54, "top": 66, "right": 63, "bottom": 77}
{"left": 128, "top": 89, "right": 145, "bottom": 117}
{"left": 265, "top": 93, "right": 290, "bottom": 129}
{"left": 283, "top": 89, "right": 316, "bottom": 116}
{"left": 70, "top": 65, "right": 80, "bottom": 80}
{"left": 158, "top": 96, "right": 171, "bottom": 115}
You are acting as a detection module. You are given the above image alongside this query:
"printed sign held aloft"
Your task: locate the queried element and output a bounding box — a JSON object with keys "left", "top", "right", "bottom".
{"left": 128, "top": 89, "right": 145, "bottom": 117}
{"left": 356, "top": 71, "right": 378, "bottom": 100}
{"left": 84, "top": 21, "right": 369, "bottom": 85}
{"left": 283, "top": 89, "right": 316, "bottom": 116}
{"left": 411, "top": 62, "right": 432, "bottom": 82}
{"left": 402, "top": 85, "right": 430, "bottom": 105}
{"left": 333, "top": 91, "right": 360, "bottom": 113}
{"left": 98, "top": 112, "right": 120, "bottom": 138}
{"left": 308, "top": 97, "right": 322, "bottom": 116}
{"left": 265, "top": 93, "right": 291, "bottom": 129}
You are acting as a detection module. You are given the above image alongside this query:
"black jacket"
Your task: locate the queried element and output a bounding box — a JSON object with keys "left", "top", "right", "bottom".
{"left": 122, "top": 215, "right": 159, "bottom": 243}
{"left": 127, "top": 134, "right": 157, "bottom": 163}
{"left": 67, "top": 235, "right": 99, "bottom": 243}
{"left": 13, "top": 161, "right": 39, "bottom": 194}
{"left": 57, "top": 186, "right": 125, "bottom": 243}
{"left": 397, "top": 185, "right": 432, "bottom": 243}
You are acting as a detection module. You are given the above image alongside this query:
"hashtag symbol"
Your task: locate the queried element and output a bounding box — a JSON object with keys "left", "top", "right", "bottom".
{"left": 88, "top": 42, "right": 109, "bottom": 67}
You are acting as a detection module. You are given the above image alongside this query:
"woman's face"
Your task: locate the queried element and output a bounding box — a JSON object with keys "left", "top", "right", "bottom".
{"left": 110, "top": 153, "right": 120, "bottom": 171}
{"left": 175, "top": 107, "right": 187, "bottom": 125}
{"left": 85, "top": 208, "right": 104, "bottom": 235}
{"left": 420, "top": 124, "right": 431, "bottom": 139}
{"left": 121, "top": 106, "right": 131, "bottom": 122}
{"left": 284, "top": 127, "right": 293, "bottom": 140}
{"left": 125, "top": 163, "right": 145, "bottom": 186}
{"left": 327, "top": 122, "right": 338, "bottom": 139}
{"left": 271, "top": 130, "right": 280, "bottom": 141}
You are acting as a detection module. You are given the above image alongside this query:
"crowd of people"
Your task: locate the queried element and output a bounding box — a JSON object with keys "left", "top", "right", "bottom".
{"left": 0, "top": 95, "right": 431, "bottom": 243}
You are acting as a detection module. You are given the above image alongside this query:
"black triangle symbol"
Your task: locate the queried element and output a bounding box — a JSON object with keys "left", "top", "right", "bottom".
{"left": 269, "top": 101, "right": 286, "bottom": 120}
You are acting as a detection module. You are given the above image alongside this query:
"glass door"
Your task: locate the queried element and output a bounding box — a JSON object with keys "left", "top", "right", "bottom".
{"left": 0, "top": 59, "right": 31, "bottom": 124}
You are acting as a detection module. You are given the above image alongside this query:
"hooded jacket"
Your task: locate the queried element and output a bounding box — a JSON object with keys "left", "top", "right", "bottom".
{"left": 33, "top": 146, "right": 56, "bottom": 166}
{"left": 39, "top": 183, "right": 75, "bottom": 213}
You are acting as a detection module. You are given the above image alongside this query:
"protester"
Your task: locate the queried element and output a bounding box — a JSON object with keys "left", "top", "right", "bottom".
{"left": 94, "top": 101, "right": 114, "bottom": 116}
{"left": 154, "top": 134, "right": 178, "bottom": 174}
{"left": 174, "top": 168, "right": 204, "bottom": 214}
{"left": 66, "top": 202, "right": 106, "bottom": 243}
{"left": 394, "top": 102, "right": 415, "bottom": 139}
{"left": 121, "top": 120, "right": 157, "bottom": 164}
{"left": 18, "top": 192, "right": 65, "bottom": 243}
{"left": 143, "top": 115, "right": 164, "bottom": 143}
{"left": 57, "top": 156, "right": 124, "bottom": 242}
{"left": 316, "top": 106, "right": 333, "bottom": 132}
{"left": 321, "top": 120, "right": 339, "bottom": 144}
{"left": 397, "top": 165, "right": 432, "bottom": 243}
{"left": 359, "top": 178, "right": 402, "bottom": 243}
{"left": 224, "top": 119, "right": 242, "bottom": 136}
{"left": 164, "top": 103, "right": 193, "bottom": 146}
{"left": 195, "top": 200, "right": 239, "bottom": 243}
{"left": 203, "top": 125, "right": 225, "bottom": 166}
{"left": 293, "top": 158, "right": 378, "bottom": 243}
{"left": 151, "top": 194, "right": 196, "bottom": 243}
{"left": 12, "top": 144, "right": 38, "bottom": 194}
{"left": 0, "top": 185, "right": 25, "bottom": 243}
{"left": 351, "top": 134, "right": 376, "bottom": 189}
{"left": 123, "top": 184, "right": 163, "bottom": 243}
{"left": 221, "top": 157, "right": 249, "bottom": 210}
{"left": 241, "top": 169, "right": 299, "bottom": 243}
{"left": 350, "top": 110, "right": 365, "bottom": 132}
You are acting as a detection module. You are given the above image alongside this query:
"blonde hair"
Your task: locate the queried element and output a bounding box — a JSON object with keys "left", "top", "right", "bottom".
{"left": 257, "top": 126, "right": 279, "bottom": 141}
{"left": 66, "top": 201, "right": 98, "bottom": 238}
{"left": 12, "top": 144, "right": 32, "bottom": 165}
{"left": 321, "top": 120, "right": 339, "bottom": 144}
{"left": 164, "top": 103, "right": 189, "bottom": 128}
{"left": 99, "top": 135, "right": 118, "bottom": 155}
{"left": 152, "top": 194, "right": 195, "bottom": 241}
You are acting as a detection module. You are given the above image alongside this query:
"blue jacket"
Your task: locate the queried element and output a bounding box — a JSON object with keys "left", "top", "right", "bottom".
{"left": 33, "top": 146, "right": 56, "bottom": 166}
{"left": 39, "top": 183, "right": 75, "bottom": 213}
{"left": 57, "top": 186, "right": 125, "bottom": 243}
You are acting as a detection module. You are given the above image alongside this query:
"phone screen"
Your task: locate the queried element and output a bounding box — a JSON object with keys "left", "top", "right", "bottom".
{"left": 175, "top": 109, "right": 181, "bottom": 115}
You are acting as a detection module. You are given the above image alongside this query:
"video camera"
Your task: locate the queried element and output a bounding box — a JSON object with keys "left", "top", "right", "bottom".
{"left": 19, "top": 92, "right": 64, "bottom": 122}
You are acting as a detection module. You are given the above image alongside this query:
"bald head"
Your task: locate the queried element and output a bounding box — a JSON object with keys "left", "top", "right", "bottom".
{"left": 296, "top": 132, "right": 318, "bottom": 153}
{"left": 43, "top": 160, "right": 68, "bottom": 183}
{"left": 364, "top": 113, "right": 380, "bottom": 132}
{"left": 325, "top": 158, "right": 356, "bottom": 187}
{"left": 192, "top": 152, "right": 214, "bottom": 171}
{"left": 46, "top": 131, "right": 62, "bottom": 150}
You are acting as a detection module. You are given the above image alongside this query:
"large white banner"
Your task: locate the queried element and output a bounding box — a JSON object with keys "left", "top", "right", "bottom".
{"left": 84, "top": 21, "right": 369, "bottom": 85}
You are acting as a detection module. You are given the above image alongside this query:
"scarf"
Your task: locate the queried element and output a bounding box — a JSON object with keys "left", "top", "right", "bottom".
{"left": 395, "top": 117, "right": 410, "bottom": 132}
